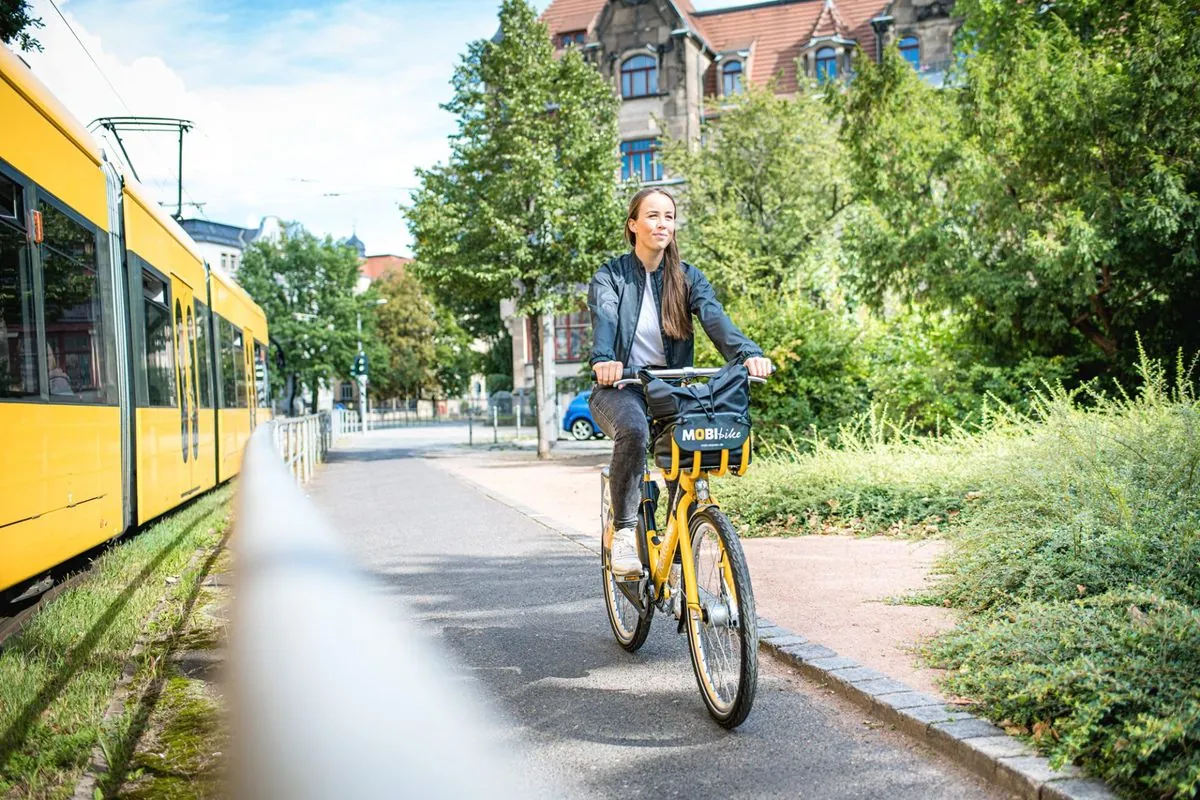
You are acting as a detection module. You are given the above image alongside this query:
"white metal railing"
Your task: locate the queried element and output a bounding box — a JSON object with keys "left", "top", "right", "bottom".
{"left": 232, "top": 427, "right": 522, "bottom": 799}
{"left": 270, "top": 414, "right": 325, "bottom": 483}
{"left": 269, "top": 410, "right": 363, "bottom": 482}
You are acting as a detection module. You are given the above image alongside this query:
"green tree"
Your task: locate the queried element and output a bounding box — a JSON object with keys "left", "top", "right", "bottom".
{"left": 661, "top": 83, "right": 853, "bottom": 298}
{"left": 665, "top": 83, "right": 868, "bottom": 435}
{"left": 371, "top": 267, "right": 474, "bottom": 405}
{"left": 407, "top": 0, "right": 622, "bottom": 458}
{"left": 837, "top": 1, "right": 1200, "bottom": 372}
{"left": 237, "top": 227, "right": 364, "bottom": 414}
{"left": 1, "top": 0, "right": 42, "bottom": 52}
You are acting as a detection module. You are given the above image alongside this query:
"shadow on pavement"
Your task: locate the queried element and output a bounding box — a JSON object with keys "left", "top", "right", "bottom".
{"left": 362, "top": 550, "right": 999, "bottom": 800}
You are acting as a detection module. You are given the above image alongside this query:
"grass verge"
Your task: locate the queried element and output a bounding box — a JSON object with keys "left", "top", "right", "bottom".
{"left": 0, "top": 486, "right": 233, "bottom": 799}
{"left": 99, "top": 545, "right": 233, "bottom": 800}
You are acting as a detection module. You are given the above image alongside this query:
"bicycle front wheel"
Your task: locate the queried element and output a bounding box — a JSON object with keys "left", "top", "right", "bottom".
{"left": 684, "top": 507, "right": 758, "bottom": 728}
{"left": 600, "top": 470, "right": 652, "bottom": 652}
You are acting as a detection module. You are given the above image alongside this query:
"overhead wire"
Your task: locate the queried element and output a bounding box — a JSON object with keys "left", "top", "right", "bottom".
{"left": 46, "top": 0, "right": 208, "bottom": 219}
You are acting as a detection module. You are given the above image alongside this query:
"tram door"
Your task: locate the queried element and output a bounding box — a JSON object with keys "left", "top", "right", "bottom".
{"left": 171, "top": 279, "right": 200, "bottom": 494}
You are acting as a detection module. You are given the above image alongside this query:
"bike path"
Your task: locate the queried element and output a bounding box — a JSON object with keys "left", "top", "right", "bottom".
{"left": 306, "top": 430, "right": 1008, "bottom": 800}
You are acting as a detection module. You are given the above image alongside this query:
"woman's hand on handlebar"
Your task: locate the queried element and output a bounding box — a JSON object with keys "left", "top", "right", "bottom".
{"left": 593, "top": 360, "right": 624, "bottom": 386}
{"left": 744, "top": 356, "right": 773, "bottom": 379}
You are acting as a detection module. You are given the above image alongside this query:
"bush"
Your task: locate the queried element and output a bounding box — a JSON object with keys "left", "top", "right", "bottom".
{"left": 933, "top": 356, "right": 1200, "bottom": 612}
{"left": 926, "top": 590, "right": 1200, "bottom": 799}
{"left": 698, "top": 290, "right": 870, "bottom": 436}
{"left": 716, "top": 408, "right": 1034, "bottom": 536}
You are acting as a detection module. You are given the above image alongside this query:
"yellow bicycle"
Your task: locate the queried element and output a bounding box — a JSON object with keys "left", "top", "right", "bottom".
{"left": 600, "top": 366, "right": 764, "bottom": 728}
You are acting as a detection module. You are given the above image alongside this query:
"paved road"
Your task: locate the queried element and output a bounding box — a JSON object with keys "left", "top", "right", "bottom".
{"left": 307, "top": 428, "right": 1007, "bottom": 799}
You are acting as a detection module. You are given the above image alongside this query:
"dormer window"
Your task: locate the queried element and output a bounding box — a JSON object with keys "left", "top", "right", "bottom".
{"left": 559, "top": 30, "right": 585, "bottom": 48}
{"left": 899, "top": 36, "right": 920, "bottom": 69}
{"left": 815, "top": 47, "right": 838, "bottom": 82}
{"left": 722, "top": 60, "right": 743, "bottom": 95}
{"left": 621, "top": 54, "right": 658, "bottom": 98}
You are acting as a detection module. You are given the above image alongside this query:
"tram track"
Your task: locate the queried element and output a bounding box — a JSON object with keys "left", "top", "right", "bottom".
{"left": 0, "top": 569, "right": 92, "bottom": 649}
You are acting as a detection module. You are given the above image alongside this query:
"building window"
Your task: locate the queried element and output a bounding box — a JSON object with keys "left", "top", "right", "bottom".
{"left": 899, "top": 36, "right": 920, "bottom": 69}
{"left": 621, "top": 138, "right": 662, "bottom": 182}
{"left": 230, "top": 253, "right": 239, "bottom": 271}
{"left": 621, "top": 54, "right": 658, "bottom": 98}
{"left": 815, "top": 47, "right": 838, "bottom": 82}
{"left": 722, "top": 60, "right": 743, "bottom": 95}
{"left": 340, "top": 382, "right": 354, "bottom": 402}
{"left": 555, "top": 311, "right": 590, "bottom": 362}
{"left": 559, "top": 30, "right": 585, "bottom": 48}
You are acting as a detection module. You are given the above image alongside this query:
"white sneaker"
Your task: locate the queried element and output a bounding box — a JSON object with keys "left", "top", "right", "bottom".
{"left": 610, "top": 527, "right": 643, "bottom": 578}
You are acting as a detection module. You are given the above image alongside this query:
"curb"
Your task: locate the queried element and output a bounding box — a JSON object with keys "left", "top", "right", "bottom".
{"left": 437, "top": 460, "right": 1120, "bottom": 800}
{"left": 756, "top": 618, "right": 1118, "bottom": 800}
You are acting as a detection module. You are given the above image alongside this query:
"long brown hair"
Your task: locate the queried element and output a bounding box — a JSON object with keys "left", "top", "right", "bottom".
{"left": 625, "top": 188, "right": 692, "bottom": 339}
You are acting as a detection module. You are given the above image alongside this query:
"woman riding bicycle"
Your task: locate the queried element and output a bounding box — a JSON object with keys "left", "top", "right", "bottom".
{"left": 588, "top": 188, "right": 772, "bottom": 578}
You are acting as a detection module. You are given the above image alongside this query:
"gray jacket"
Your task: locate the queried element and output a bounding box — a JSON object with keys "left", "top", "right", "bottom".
{"left": 587, "top": 252, "right": 763, "bottom": 369}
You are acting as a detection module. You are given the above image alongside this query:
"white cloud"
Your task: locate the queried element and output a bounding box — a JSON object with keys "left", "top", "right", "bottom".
{"left": 18, "top": 0, "right": 510, "bottom": 256}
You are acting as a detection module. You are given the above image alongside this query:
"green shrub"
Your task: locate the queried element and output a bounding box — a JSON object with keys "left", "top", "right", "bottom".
{"left": 925, "top": 590, "right": 1200, "bottom": 799}
{"left": 933, "top": 357, "right": 1200, "bottom": 612}
{"left": 717, "top": 408, "right": 1035, "bottom": 535}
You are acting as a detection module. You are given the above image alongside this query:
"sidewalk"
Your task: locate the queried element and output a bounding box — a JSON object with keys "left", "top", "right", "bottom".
{"left": 430, "top": 444, "right": 956, "bottom": 698}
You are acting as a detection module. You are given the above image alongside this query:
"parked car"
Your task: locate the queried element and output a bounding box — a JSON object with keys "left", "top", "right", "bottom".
{"left": 562, "top": 390, "right": 604, "bottom": 440}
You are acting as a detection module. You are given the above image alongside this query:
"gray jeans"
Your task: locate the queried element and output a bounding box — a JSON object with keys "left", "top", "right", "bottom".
{"left": 589, "top": 385, "right": 649, "bottom": 530}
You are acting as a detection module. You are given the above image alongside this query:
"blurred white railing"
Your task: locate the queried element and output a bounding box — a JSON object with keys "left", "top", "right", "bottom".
{"left": 270, "top": 414, "right": 325, "bottom": 483}
{"left": 232, "top": 426, "right": 522, "bottom": 799}
{"left": 270, "top": 410, "right": 362, "bottom": 483}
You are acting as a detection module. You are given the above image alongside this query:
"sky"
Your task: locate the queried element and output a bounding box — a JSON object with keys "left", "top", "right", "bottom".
{"left": 13, "top": 0, "right": 767, "bottom": 257}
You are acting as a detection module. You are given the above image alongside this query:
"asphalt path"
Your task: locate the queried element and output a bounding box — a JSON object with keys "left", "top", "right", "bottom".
{"left": 306, "top": 427, "right": 1007, "bottom": 799}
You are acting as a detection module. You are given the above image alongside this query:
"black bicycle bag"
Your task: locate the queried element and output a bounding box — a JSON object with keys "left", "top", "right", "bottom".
{"left": 643, "top": 363, "right": 752, "bottom": 473}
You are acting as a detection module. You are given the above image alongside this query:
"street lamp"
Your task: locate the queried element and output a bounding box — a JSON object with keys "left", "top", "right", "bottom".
{"left": 357, "top": 297, "right": 388, "bottom": 432}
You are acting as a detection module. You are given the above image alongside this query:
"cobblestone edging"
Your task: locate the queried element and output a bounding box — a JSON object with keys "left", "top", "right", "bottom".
{"left": 756, "top": 620, "right": 1119, "bottom": 800}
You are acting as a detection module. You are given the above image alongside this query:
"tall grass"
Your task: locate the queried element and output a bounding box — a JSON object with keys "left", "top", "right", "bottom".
{"left": 719, "top": 402, "right": 1039, "bottom": 536}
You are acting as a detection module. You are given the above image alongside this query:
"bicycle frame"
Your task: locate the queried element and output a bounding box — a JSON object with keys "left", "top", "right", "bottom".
{"left": 639, "top": 434, "right": 751, "bottom": 621}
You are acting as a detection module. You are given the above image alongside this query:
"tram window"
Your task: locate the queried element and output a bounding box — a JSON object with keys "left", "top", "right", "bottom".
{"left": 218, "top": 315, "right": 248, "bottom": 408}
{"left": 254, "top": 340, "right": 269, "bottom": 408}
{"left": 39, "top": 200, "right": 115, "bottom": 404}
{"left": 194, "top": 300, "right": 213, "bottom": 408}
{"left": 0, "top": 219, "right": 40, "bottom": 399}
{"left": 231, "top": 325, "right": 248, "bottom": 408}
{"left": 0, "top": 173, "right": 23, "bottom": 226}
{"left": 141, "top": 270, "right": 176, "bottom": 407}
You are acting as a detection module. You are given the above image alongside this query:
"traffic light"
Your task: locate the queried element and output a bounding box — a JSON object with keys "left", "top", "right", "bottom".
{"left": 352, "top": 352, "right": 368, "bottom": 377}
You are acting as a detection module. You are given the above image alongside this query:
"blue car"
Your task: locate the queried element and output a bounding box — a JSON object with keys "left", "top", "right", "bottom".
{"left": 563, "top": 390, "right": 604, "bottom": 440}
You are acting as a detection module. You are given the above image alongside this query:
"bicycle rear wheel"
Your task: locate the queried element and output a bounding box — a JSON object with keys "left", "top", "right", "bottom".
{"left": 684, "top": 507, "right": 758, "bottom": 728}
{"left": 600, "top": 470, "right": 652, "bottom": 652}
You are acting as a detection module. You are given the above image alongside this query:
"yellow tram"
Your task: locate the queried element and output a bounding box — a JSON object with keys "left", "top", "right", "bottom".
{"left": 0, "top": 46, "right": 270, "bottom": 597}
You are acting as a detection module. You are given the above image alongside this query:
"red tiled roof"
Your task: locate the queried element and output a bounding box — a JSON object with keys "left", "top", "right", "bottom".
{"left": 697, "top": 0, "right": 886, "bottom": 93}
{"left": 359, "top": 255, "right": 412, "bottom": 282}
{"left": 808, "top": 0, "right": 853, "bottom": 41}
{"left": 539, "top": 0, "right": 889, "bottom": 96}
{"left": 540, "top": 0, "right": 603, "bottom": 36}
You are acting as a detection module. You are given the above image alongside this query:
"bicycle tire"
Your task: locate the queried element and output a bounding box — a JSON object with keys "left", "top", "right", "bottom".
{"left": 600, "top": 470, "right": 653, "bottom": 652}
{"left": 684, "top": 507, "right": 758, "bottom": 728}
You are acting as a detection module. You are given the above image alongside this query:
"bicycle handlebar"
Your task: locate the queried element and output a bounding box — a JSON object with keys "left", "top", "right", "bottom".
{"left": 597, "top": 365, "right": 770, "bottom": 389}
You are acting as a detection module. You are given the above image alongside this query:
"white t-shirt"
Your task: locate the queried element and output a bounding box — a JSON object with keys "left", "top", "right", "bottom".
{"left": 628, "top": 274, "right": 666, "bottom": 368}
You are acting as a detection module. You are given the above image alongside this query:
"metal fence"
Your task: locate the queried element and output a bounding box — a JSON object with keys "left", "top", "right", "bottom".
{"left": 270, "top": 409, "right": 363, "bottom": 483}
